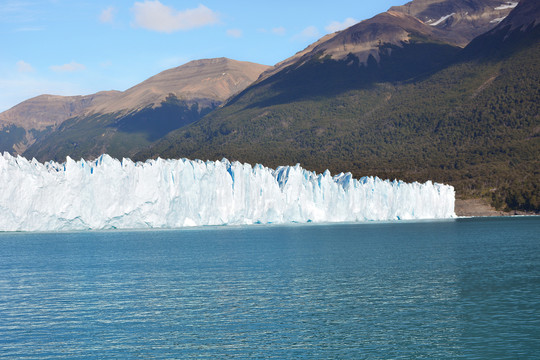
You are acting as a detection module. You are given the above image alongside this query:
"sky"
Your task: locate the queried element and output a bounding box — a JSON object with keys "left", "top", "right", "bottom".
{"left": 0, "top": 0, "right": 409, "bottom": 112}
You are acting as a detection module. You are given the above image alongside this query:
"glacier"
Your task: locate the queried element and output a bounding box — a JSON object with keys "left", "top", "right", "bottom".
{"left": 0, "top": 153, "right": 455, "bottom": 232}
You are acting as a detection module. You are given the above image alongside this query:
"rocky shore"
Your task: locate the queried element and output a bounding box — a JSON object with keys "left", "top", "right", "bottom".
{"left": 455, "top": 198, "right": 537, "bottom": 217}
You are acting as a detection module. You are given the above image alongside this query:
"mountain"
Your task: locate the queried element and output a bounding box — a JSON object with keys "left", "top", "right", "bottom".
{"left": 0, "top": 91, "right": 120, "bottom": 153}
{"left": 2, "top": 58, "right": 269, "bottom": 160}
{"left": 2, "top": 0, "right": 537, "bottom": 212}
{"left": 260, "top": 0, "right": 515, "bottom": 81}
{"left": 4, "top": 0, "right": 514, "bottom": 160}
{"left": 138, "top": 0, "right": 539, "bottom": 212}
{"left": 390, "top": 0, "right": 519, "bottom": 46}
{"left": 89, "top": 57, "right": 271, "bottom": 115}
{"left": 461, "top": 0, "right": 539, "bottom": 57}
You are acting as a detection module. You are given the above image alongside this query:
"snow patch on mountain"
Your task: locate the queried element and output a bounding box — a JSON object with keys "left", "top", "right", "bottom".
{"left": 490, "top": 16, "right": 507, "bottom": 23}
{"left": 429, "top": 13, "right": 455, "bottom": 26}
{"left": 495, "top": 2, "right": 518, "bottom": 11}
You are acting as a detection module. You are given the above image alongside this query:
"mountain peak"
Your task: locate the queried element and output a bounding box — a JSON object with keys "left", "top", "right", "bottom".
{"left": 389, "top": 0, "right": 519, "bottom": 46}
{"left": 91, "top": 58, "right": 271, "bottom": 114}
{"left": 0, "top": 91, "right": 120, "bottom": 132}
{"left": 1, "top": 58, "right": 270, "bottom": 157}
{"left": 495, "top": 0, "right": 539, "bottom": 31}
{"left": 461, "top": 0, "right": 539, "bottom": 58}
{"left": 260, "top": 0, "right": 517, "bottom": 82}
{"left": 260, "top": 9, "right": 445, "bottom": 81}
{"left": 180, "top": 57, "right": 239, "bottom": 67}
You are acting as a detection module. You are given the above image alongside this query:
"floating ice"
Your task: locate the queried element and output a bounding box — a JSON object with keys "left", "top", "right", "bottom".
{"left": 0, "top": 153, "right": 455, "bottom": 231}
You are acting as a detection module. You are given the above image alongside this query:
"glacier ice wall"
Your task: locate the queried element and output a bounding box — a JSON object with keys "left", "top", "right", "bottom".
{"left": 0, "top": 153, "right": 455, "bottom": 231}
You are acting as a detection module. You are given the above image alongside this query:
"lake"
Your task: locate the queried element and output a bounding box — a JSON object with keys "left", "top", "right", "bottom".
{"left": 1, "top": 217, "right": 539, "bottom": 359}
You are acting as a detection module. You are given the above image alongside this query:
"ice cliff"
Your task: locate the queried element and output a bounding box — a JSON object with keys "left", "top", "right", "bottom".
{"left": 0, "top": 153, "right": 455, "bottom": 231}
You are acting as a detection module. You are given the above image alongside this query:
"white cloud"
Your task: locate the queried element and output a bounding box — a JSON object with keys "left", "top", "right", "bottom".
{"left": 132, "top": 1, "right": 219, "bottom": 33}
{"left": 258, "top": 27, "right": 286, "bottom": 36}
{"left": 16, "top": 60, "right": 34, "bottom": 73}
{"left": 100, "top": 60, "right": 113, "bottom": 68}
{"left": 50, "top": 61, "right": 86, "bottom": 73}
{"left": 292, "top": 26, "right": 319, "bottom": 41}
{"left": 0, "top": 1, "right": 38, "bottom": 23}
{"left": 226, "top": 28, "right": 242, "bottom": 38}
{"left": 325, "top": 17, "right": 357, "bottom": 33}
{"left": 100, "top": 6, "right": 115, "bottom": 24}
{"left": 272, "top": 26, "right": 286, "bottom": 36}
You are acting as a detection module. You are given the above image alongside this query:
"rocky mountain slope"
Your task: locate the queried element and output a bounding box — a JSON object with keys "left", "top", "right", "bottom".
{"left": 2, "top": 58, "right": 269, "bottom": 158}
{"left": 260, "top": 0, "right": 515, "bottom": 81}
{"left": 0, "top": 91, "right": 120, "bottom": 153}
{"left": 1, "top": 0, "right": 536, "bottom": 212}
{"left": 90, "top": 58, "right": 270, "bottom": 115}
{"left": 139, "top": 0, "right": 539, "bottom": 212}
{"left": 3, "top": 0, "right": 515, "bottom": 159}
{"left": 390, "top": 0, "right": 518, "bottom": 45}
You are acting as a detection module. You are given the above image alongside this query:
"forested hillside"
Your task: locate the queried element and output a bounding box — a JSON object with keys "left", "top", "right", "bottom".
{"left": 138, "top": 4, "right": 540, "bottom": 212}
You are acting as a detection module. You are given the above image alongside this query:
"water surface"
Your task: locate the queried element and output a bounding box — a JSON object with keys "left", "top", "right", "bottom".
{"left": 1, "top": 217, "right": 539, "bottom": 359}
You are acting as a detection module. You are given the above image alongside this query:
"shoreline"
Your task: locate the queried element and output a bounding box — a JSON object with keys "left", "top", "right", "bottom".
{"left": 454, "top": 198, "right": 537, "bottom": 217}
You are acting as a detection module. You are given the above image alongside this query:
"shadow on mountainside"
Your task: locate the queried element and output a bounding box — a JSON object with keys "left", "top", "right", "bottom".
{"left": 228, "top": 40, "right": 460, "bottom": 109}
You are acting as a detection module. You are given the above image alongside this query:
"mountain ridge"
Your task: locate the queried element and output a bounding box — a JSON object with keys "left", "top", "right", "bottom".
{"left": 1, "top": 58, "right": 270, "bottom": 157}
{"left": 137, "top": 0, "right": 539, "bottom": 212}
{"left": 390, "top": 0, "right": 519, "bottom": 45}
{"left": 259, "top": 0, "right": 516, "bottom": 81}
{"left": 90, "top": 57, "right": 270, "bottom": 115}
{"left": 1, "top": 0, "right": 537, "bottom": 212}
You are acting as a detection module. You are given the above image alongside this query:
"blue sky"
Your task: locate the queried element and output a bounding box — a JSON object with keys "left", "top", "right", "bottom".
{"left": 0, "top": 0, "right": 408, "bottom": 112}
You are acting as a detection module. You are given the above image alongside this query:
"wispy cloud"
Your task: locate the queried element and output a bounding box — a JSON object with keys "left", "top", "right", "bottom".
{"left": 50, "top": 61, "right": 86, "bottom": 73}
{"left": 258, "top": 26, "right": 286, "bottom": 36}
{"left": 226, "top": 28, "right": 242, "bottom": 38}
{"left": 292, "top": 26, "right": 320, "bottom": 42}
{"left": 16, "top": 60, "right": 34, "bottom": 73}
{"left": 0, "top": 1, "right": 37, "bottom": 22}
{"left": 100, "top": 6, "right": 116, "bottom": 24}
{"left": 325, "top": 17, "right": 357, "bottom": 33}
{"left": 132, "top": 1, "right": 219, "bottom": 33}
{"left": 272, "top": 26, "right": 286, "bottom": 36}
{"left": 100, "top": 60, "right": 113, "bottom": 68}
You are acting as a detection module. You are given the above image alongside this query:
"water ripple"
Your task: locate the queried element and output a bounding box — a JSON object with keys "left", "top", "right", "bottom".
{"left": 0, "top": 218, "right": 539, "bottom": 359}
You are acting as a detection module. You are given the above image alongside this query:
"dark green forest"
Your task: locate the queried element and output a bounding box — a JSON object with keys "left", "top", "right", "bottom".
{"left": 24, "top": 95, "right": 216, "bottom": 162}
{"left": 138, "top": 29, "right": 540, "bottom": 213}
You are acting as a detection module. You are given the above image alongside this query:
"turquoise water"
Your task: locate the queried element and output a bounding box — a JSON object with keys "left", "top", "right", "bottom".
{"left": 0, "top": 217, "right": 539, "bottom": 359}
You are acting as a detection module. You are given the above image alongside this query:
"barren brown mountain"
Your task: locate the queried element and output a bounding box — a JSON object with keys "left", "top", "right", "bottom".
{"left": 390, "top": 0, "right": 518, "bottom": 46}
{"left": 91, "top": 57, "right": 270, "bottom": 114}
{"left": 0, "top": 58, "right": 270, "bottom": 155}
{"left": 260, "top": 0, "right": 516, "bottom": 81}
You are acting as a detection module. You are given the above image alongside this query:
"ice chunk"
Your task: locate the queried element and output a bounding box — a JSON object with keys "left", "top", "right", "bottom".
{"left": 0, "top": 153, "right": 455, "bottom": 231}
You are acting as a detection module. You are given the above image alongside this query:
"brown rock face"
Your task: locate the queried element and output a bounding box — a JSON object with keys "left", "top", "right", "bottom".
{"left": 488, "top": 0, "right": 539, "bottom": 31}
{"left": 261, "top": 10, "right": 446, "bottom": 80}
{"left": 301, "top": 11, "right": 443, "bottom": 63}
{"left": 0, "top": 91, "right": 120, "bottom": 131}
{"left": 260, "top": 0, "right": 518, "bottom": 81}
{"left": 91, "top": 58, "right": 271, "bottom": 114}
{"left": 390, "top": 0, "right": 519, "bottom": 46}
